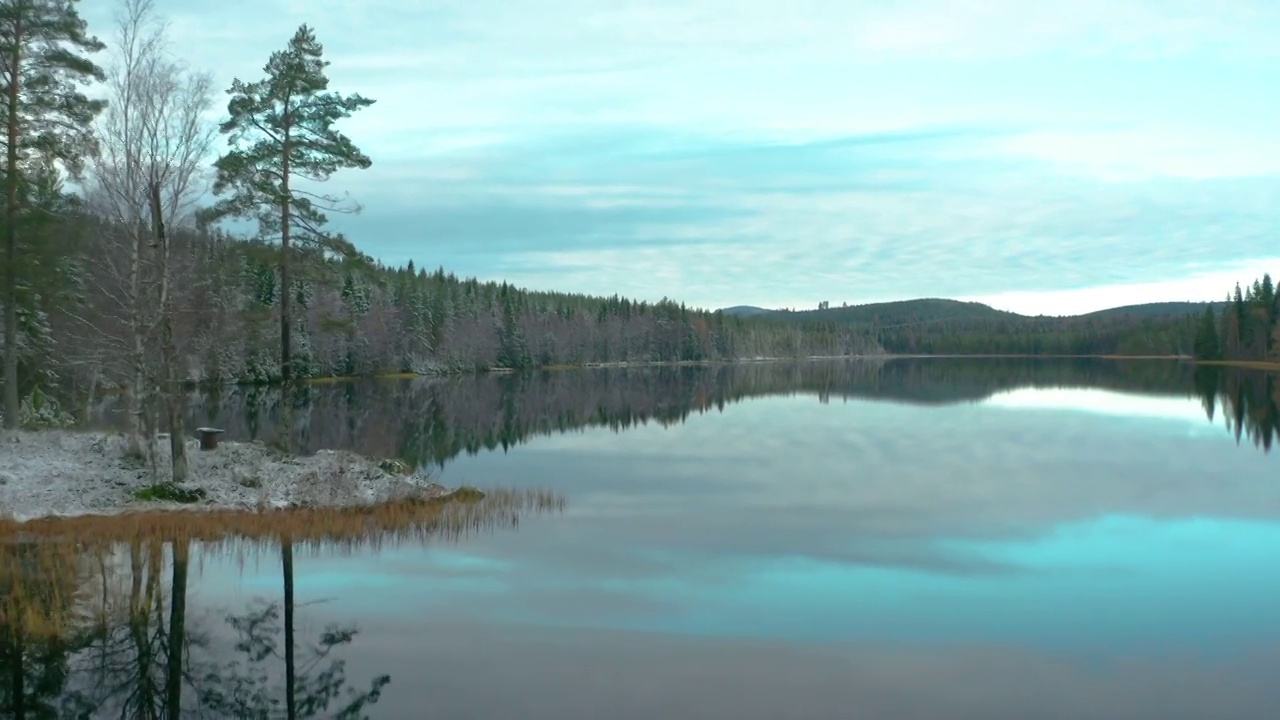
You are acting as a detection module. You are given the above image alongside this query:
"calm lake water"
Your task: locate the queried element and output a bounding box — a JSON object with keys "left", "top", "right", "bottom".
{"left": 15, "top": 358, "right": 1280, "bottom": 718}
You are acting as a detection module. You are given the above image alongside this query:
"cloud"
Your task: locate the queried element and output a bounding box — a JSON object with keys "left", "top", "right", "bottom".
{"left": 326, "top": 126, "right": 1280, "bottom": 310}
{"left": 78, "top": 0, "right": 1280, "bottom": 313}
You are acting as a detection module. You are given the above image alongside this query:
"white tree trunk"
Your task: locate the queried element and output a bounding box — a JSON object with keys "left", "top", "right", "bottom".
{"left": 153, "top": 181, "right": 187, "bottom": 483}
{"left": 128, "top": 224, "right": 147, "bottom": 459}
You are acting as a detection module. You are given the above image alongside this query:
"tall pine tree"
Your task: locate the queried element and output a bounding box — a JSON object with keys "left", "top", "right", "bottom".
{"left": 0, "top": 0, "right": 104, "bottom": 428}
{"left": 208, "top": 24, "right": 374, "bottom": 386}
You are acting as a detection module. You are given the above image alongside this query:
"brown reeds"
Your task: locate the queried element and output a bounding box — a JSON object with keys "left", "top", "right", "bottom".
{"left": 0, "top": 488, "right": 566, "bottom": 640}
{"left": 0, "top": 488, "right": 565, "bottom": 549}
{"left": 0, "top": 541, "right": 94, "bottom": 641}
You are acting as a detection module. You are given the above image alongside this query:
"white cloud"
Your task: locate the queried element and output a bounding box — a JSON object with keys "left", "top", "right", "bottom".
{"left": 966, "top": 260, "right": 1280, "bottom": 316}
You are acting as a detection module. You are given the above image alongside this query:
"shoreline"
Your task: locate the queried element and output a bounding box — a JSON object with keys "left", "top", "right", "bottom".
{"left": 0, "top": 430, "right": 458, "bottom": 523}
{"left": 201, "top": 352, "right": 1200, "bottom": 389}
{"left": 1192, "top": 359, "right": 1280, "bottom": 371}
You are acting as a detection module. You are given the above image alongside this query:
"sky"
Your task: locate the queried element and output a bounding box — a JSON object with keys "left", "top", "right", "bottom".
{"left": 81, "top": 0, "right": 1280, "bottom": 316}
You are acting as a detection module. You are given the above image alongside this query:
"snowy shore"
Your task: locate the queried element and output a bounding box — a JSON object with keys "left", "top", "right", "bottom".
{"left": 0, "top": 430, "right": 450, "bottom": 522}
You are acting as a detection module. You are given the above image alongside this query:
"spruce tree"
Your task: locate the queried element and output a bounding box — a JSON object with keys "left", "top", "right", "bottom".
{"left": 0, "top": 0, "right": 104, "bottom": 429}
{"left": 208, "top": 24, "right": 373, "bottom": 385}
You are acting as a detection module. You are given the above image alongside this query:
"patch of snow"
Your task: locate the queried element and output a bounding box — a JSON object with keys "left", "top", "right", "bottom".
{"left": 0, "top": 430, "right": 448, "bottom": 522}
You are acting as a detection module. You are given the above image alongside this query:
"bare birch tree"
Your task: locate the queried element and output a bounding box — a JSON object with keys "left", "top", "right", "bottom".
{"left": 86, "top": 0, "right": 213, "bottom": 482}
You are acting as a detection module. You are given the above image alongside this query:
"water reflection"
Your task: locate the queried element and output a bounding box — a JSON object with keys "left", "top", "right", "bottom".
{"left": 90, "top": 357, "right": 1280, "bottom": 462}
{"left": 1193, "top": 366, "right": 1280, "bottom": 452}
{"left": 0, "top": 492, "right": 563, "bottom": 718}
{"left": 60, "top": 359, "right": 1280, "bottom": 717}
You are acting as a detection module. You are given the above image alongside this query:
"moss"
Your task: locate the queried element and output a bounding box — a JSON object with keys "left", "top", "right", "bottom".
{"left": 377, "top": 458, "right": 413, "bottom": 476}
{"left": 132, "top": 484, "right": 208, "bottom": 504}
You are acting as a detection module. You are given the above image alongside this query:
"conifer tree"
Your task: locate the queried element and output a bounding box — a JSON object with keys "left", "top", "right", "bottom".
{"left": 208, "top": 24, "right": 373, "bottom": 385}
{"left": 0, "top": 0, "right": 104, "bottom": 428}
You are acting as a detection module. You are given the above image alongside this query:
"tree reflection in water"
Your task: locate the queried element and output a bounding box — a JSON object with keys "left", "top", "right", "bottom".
{"left": 0, "top": 488, "right": 563, "bottom": 718}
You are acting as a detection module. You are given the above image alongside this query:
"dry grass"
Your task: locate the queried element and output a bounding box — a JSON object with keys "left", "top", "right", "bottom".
{"left": 0, "top": 488, "right": 565, "bottom": 548}
{"left": 0, "top": 488, "right": 566, "bottom": 640}
{"left": 1195, "top": 359, "right": 1280, "bottom": 371}
{"left": 0, "top": 542, "right": 95, "bottom": 640}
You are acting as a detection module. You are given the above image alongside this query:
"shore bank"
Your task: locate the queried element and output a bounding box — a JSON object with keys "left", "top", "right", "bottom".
{"left": 84, "top": 352, "right": 1197, "bottom": 394}
{"left": 0, "top": 430, "right": 451, "bottom": 522}
{"left": 1193, "top": 359, "right": 1280, "bottom": 371}
{"left": 288, "top": 352, "right": 1198, "bottom": 383}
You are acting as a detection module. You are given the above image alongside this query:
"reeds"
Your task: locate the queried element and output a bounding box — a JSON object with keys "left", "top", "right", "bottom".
{"left": 0, "top": 487, "right": 566, "bottom": 640}
{"left": 0, "top": 487, "right": 565, "bottom": 548}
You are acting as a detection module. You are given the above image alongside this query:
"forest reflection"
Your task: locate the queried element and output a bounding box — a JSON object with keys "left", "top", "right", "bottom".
{"left": 1195, "top": 366, "right": 1280, "bottom": 453}
{"left": 0, "top": 490, "right": 564, "bottom": 718}
{"left": 90, "top": 358, "right": 1280, "bottom": 463}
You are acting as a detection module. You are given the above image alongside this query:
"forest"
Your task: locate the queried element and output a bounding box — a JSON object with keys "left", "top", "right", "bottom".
{"left": 729, "top": 298, "right": 1207, "bottom": 357}
{"left": 1191, "top": 273, "right": 1280, "bottom": 367}
{"left": 0, "top": 0, "right": 1229, "bottom": 438}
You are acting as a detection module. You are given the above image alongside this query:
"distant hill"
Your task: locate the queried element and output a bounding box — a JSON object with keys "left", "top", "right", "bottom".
{"left": 720, "top": 305, "right": 777, "bottom": 318}
{"left": 788, "top": 298, "right": 1019, "bottom": 326}
{"left": 1080, "top": 301, "right": 1228, "bottom": 320}
{"left": 719, "top": 298, "right": 1222, "bottom": 325}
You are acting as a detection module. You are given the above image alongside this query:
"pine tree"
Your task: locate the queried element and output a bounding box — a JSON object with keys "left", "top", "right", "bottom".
{"left": 0, "top": 0, "right": 104, "bottom": 428}
{"left": 208, "top": 24, "right": 374, "bottom": 386}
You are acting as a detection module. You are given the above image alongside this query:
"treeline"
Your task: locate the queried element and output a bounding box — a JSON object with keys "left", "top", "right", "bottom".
{"left": 1192, "top": 274, "right": 1280, "bottom": 363}
{"left": 88, "top": 358, "right": 1212, "bottom": 468}
{"left": 740, "top": 298, "right": 1204, "bottom": 357}
{"left": 30, "top": 221, "right": 882, "bottom": 390}
{"left": 875, "top": 313, "right": 1199, "bottom": 356}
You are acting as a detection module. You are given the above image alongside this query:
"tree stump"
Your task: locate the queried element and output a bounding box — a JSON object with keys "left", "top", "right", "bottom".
{"left": 196, "top": 427, "right": 225, "bottom": 451}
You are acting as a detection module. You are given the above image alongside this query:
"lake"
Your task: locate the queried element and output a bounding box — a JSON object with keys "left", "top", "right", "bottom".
{"left": 10, "top": 358, "right": 1280, "bottom": 718}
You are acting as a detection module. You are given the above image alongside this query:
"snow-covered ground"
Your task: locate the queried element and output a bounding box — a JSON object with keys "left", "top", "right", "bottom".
{"left": 0, "top": 430, "right": 448, "bottom": 522}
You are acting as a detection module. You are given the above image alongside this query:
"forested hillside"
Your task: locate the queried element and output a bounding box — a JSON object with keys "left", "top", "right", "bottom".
{"left": 15, "top": 219, "right": 883, "bottom": 398}
{"left": 874, "top": 311, "right": 1199, "bottom": 356}
{"left": 726, "top": 298, "right": 1203, "bottom": 356}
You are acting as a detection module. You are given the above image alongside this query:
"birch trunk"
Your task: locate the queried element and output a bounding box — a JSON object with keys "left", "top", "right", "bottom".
{"left": 152, "top": 181, "right": 187, "bottom": 483}
{"left": 128, "top": 222, "right": 147, "bottom": 459}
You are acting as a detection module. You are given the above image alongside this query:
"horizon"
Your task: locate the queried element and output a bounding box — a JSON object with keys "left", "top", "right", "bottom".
{"left": 79, "top": 1, "right": 1280, "bottom": 317}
